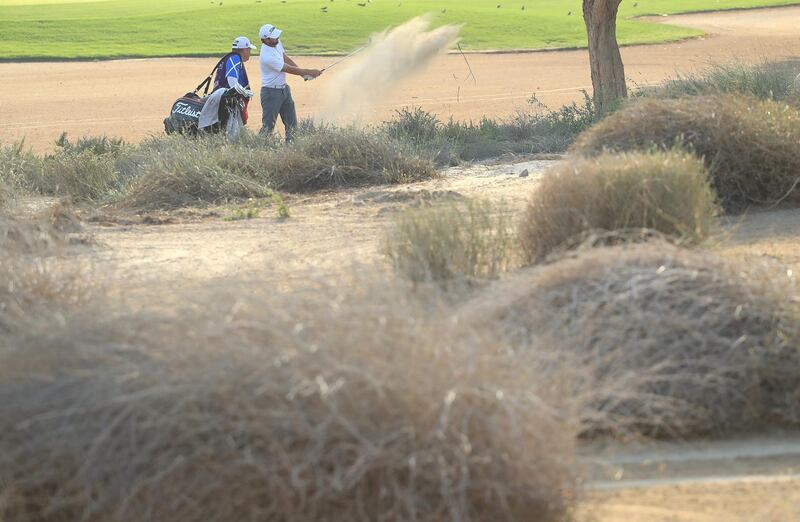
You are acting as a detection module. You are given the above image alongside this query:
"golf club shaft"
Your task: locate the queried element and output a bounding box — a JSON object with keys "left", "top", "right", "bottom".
{"left": 322, "top": 45, "right": 367, "bottom": 72}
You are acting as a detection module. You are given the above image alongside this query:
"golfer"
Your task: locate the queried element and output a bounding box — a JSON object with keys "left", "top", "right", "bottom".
{"left": 259, "top": 23, "right": 322, "bottom": 140}
{"left": 214, "top": 36, "right": 257, "bottom": 91}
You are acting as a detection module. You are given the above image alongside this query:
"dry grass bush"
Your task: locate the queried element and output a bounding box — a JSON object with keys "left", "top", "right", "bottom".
{"left": 0, "top": 279, "right": 578, "bottom": 522}
{"left": 385, "top": 198, "right": 517, "bottom": 285}
{"left": 637, "top": 60, "right": 800, "bottom": 102}
{"left": 118, "top": 129, "right": 435, "bottom": 210}
{"left": 0, "top": 255, "right": 89, "bottom": 335}
{"left": 519, "top": 150, "right": 719, "bottom": 264}
{"left": 0, "top": 142, "right": 40, "bottom": 192}
{"left": 0, "top": 201, "right": 83, "bottom": 255}
{"left": 461, "top": 241, "right": 800, "bottom": 438}
{"left": 570, "top": 94, "right": 800, "bottom": 213}
{"left": 0, "top": 202, "right": 91, "bottom": 335}
{"left": 37, "top": 150, "right": 120, "bottom": 201}
{"left": 385, "top": 96, "right": 597, "bottom": 163}
{"left": 121, "top": 143, "right": 274, "bottom": 211}
{"left": 0, "top": 180, "right": 12, "bottom": 208}
{"left": 271, "top": 128, "right": 437, "bottom": 192}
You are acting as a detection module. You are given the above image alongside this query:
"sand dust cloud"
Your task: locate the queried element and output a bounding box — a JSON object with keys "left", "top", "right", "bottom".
{"left": 318, "top": 16, "right": 461, "bottom": 124}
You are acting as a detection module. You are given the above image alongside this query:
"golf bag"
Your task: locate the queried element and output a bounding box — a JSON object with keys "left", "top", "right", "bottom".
{"left": 164, "top": 92, "right": 205, "bottom": 135}
{"left": 164, "top": 88, "right": 250, "bottom": 137}
{"left": 164, "top": 55, "right": 253, "bottom": 137}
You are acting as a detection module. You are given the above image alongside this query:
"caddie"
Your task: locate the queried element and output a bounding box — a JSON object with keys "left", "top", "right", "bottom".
{"left": 258, "top": 23, "right": 322, "bottom": 141}
{"left": 214, "top": 36, "right": 257, "bottom": 91}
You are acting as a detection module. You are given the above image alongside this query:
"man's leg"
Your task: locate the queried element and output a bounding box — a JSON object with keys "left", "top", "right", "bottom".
{"left": 279, "top": 86, "right": 299, "bottom": 143}
{"left": 260, "top": 87, "right": 282, "bottom": 135}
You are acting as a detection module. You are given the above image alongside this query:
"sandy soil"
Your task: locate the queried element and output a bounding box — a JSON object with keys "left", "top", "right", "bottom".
{"left": 83, "top": 159, "right": 548, "bottom": 295}
{"left": 80, "top": 157, "right": 800, "bottom": 294}
{"left": 68, "top": 158, "right": 800, "bottom": 521}
{"left": 581, "top": 479, "right": 800, "bottom": 522}
{"left": 4, "top": 6, "right": 800, "bottom": 152}
{"left": 581, "top": 430, "right": 800, "bottom": 522}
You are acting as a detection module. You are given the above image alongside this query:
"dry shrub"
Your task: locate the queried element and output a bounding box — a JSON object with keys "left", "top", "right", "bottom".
{"left": 119, "top": 130, "right": 435, "bottom": 210}
{"left": 0, "top": 201, "right": 83, "bottom": 255}
{"left": 0, "top": 142, "right": 40, "bottom": 192}
{"left": 519, "top": 151, "right": 719, "bottom": 264}
{"left": 385, "top": 198, "right": 517, "bottom": 285}
{"left": 570, "top": 95, "right": 800, "bottom": 213}
{"left": 122, "top": 153, "right": 273, "bottom": 211}
{"left": 0, "top": 181, "right": 12, "bottom": 208}
{"left": 462, "top": 241, "right": 800, "bottom": 438}
{"left": 0, "top": 203, "right": 91, "bottom": 334}
{"left": 638, "top": 60, "right": 800, "bottom": 102}
{"left": 36, "top": 150, "right": 119, "bottom": 201}
{"left": 272, "top": 128, "right": 437, "bottom": 192}
{"left": 0, "top": 278, "right": 578, "bottom": 522}
{"left": 0, "top": 255, "right": 89, "bottom": 335}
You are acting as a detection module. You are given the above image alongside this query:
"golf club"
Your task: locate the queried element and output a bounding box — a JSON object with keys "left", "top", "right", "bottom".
{"left": 304, "top": 44, "right": 367, "bottom": 81}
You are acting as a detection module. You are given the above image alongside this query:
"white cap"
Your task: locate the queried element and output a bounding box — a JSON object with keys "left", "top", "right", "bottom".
{"left": 232, "top": 36, "right": 257, "bottom": 50}
{"left": 259, "top": 24, "right": 283, "bottom": 40}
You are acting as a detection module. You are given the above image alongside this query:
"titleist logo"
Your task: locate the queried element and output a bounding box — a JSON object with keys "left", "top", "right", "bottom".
{"left": 173, "top": 102, "right": 201, "bottom": 118}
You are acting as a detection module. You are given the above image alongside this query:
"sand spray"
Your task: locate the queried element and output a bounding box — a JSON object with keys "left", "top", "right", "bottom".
{"left": 318, "top": 16, "right": 461, "bottom": 124}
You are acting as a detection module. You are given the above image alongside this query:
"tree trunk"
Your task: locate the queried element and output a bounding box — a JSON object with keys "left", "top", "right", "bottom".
{"left": 583, "top": 0, "right": 627, "bottom": 111}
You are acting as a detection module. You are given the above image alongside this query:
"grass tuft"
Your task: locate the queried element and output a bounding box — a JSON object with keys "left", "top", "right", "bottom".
{"left": 0, "top": 142, "right": 41, "bottom": 193}
{"left": 463, "top": 241, "right": 800, "bottom": 438}
{"left": 519, "top": 150, "right": 719, "bottom": 263}
{"left": 637, "top": 60, "right": 800, "bottom": 102}
{"left": 0, "top": 277, "right": 577, "bottom": 522}
{"left": 571, "top": 94, "right": 800, "bottom": 213}
{"left": 385, "top": 198, "right": 517, "bottom": 285}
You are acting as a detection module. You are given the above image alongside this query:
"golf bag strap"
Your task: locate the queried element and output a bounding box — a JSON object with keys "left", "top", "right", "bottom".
{"left": 194, "top": 53, "right": 236, "bottom": 96}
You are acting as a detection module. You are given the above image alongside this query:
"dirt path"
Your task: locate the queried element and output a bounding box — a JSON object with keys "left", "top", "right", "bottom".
{"left": 580, "top": 430, "right": 800, "bottom": 521}
{"left": 4, "top": 6, "right": 800, "bottom": 152}
{"left": 86, "top": 159, "right": 547, "bottom": 296}
{"left": 83, "top": 156, "right": 800, "bottom": 293}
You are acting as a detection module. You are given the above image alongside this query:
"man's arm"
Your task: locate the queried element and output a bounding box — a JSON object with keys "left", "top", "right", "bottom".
{"left": 281, "top": 64, "right": 322, "bottom": 79}
{"left": 283, "top": 52, "right": 298, "bottom": 67}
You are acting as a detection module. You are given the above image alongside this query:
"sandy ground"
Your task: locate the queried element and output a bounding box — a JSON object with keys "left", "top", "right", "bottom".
{"left": 81, "top": 158, "right": 800, "bottom": 293}
{"left": 65, "top": 158, "right": 800, "bottom": 521}
{"left": 4, "top": 6, "right": 800, "bottom": 152}
{"left": 581, "top": 430, "right": 800, "bottom": 522}
{"left": 84, "top": 158, "right": 550, "bottom": 295}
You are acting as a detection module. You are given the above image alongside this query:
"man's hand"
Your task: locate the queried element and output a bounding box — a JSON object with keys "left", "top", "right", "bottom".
{"left": 283, "top": 65, "right": 323, "bottom": 79}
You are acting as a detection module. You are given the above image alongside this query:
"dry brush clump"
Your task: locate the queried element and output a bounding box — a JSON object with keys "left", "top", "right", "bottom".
{"left": 118, "top": 129, "right": 435, "bottom": 210}
{"left": 0, "top": 142, "right": 40, "bottom": 193}
{"left": 637, "top": 60, "right": 800, "bottom": 102}
{"left": 385, "top": 198, "right": 518, "bottom": 286}
{"left": 571, "top": 94, "right": 800, "bottom": 213}
{"left": 0, "top": 200, "right": 83, "bottom": 255}
{"left": 36, "top": 149, "right": 120, "bottom": 201}
{"left": 0, "top": 276, "right": 578, "bottom": 522}
{"left": 0, "top": 202, "right": 92, "bottom": 335}
{"left": 272, "top": 127, "right": 437, "bottom": 192}
{"left": 3, "top": 128, "right": 435, "bottom": 211}
{"left": 0, "top": 180, "right": 12, "bottom": 208}
{"left": 461, "top": 241, "right": 800, "bottom": 438}
{"left": 519, "top": 150, "right": 719, "bottom": 264}
{"left": 121, "top": 139, "right": 274, "bottom": 211}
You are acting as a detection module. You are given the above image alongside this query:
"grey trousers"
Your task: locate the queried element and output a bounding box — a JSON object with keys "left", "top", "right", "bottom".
{"left": 260, "top": 85, "right": 298, "bottom": 141}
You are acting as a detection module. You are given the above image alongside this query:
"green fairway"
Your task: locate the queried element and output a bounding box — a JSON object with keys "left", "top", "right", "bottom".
{"left": 1, "top": 0, "right": 798, "bottom": 60}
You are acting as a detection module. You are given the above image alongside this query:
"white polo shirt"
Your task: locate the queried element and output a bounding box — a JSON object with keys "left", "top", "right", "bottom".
{"left": 260, "top": 42, "right": 287, "bottom": 88}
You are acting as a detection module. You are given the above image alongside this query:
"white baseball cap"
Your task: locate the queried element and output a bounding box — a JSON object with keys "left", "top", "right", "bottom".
{"left": 259, "top": 24, "right": 283, "bottom": 40}
{"left": 232, "top": 36, "right": 257, "bottom": 50}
